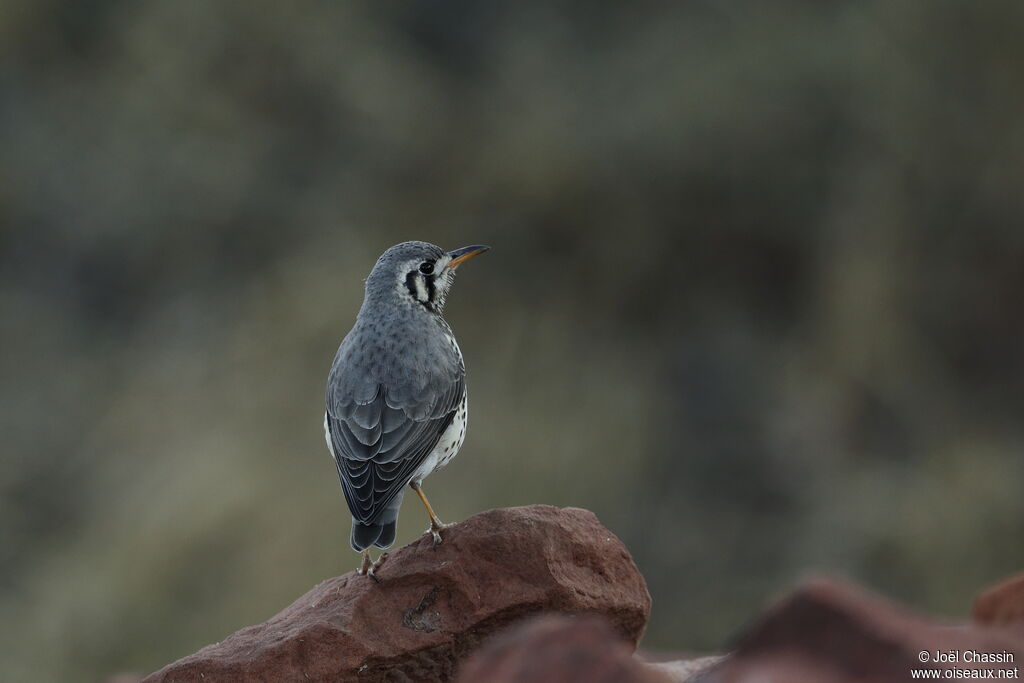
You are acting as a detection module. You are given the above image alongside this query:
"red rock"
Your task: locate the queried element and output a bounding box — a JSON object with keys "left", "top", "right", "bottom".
{"left": 975, "top": 572, "right": 1024, "bottom": 626}
{"left": 702, "top": 578, "right": 1024, "bottom": 683}
{"left": 143, "top": 505, "right": 650, "bottom": 683}
{"left": 456, "top": 615, "right": 670, "bottom": 683}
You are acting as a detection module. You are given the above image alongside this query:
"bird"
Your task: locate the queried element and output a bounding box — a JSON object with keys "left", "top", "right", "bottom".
{"left": 324, "top": 241, "right": 489, "bottom": 581}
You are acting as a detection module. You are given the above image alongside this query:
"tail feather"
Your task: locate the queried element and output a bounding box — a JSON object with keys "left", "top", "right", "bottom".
{"left": 375, "top": 519, "right": 397, "bottom": 548}
{"left": 350, "top": 520, "right": 397, "bottom": 551}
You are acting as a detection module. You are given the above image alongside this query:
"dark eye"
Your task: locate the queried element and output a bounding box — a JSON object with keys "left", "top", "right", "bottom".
{"left": 419, "top": 261, "right": 434, "bottom": 274}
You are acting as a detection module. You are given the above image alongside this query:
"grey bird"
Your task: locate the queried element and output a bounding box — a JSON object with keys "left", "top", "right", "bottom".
{"left": 324, "top": 241, "right": 489, "bottom": 580}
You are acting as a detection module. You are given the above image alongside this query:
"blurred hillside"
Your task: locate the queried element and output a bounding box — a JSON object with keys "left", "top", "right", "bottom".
{"left": 2, "top": 1, "right": 1024, "bottom": 680}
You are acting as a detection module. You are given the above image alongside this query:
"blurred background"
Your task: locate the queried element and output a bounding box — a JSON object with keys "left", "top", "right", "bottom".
{"left": 3, "top": 1, "right": 1024, "bottom": 680}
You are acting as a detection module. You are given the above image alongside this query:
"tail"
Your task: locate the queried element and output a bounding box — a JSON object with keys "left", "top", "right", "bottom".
{"left": 350, "top": 519, "right": 397, "bottom": 551}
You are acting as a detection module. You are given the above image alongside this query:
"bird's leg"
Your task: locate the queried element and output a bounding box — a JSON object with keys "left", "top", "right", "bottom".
{"left": 357, "top": 549, "right": 388, "bottom": 582}
{"left": 410, "top": 480, "right": 448, "bottom": 547}
{"left": 357, "top": 549, "right": 372, "bottom": 578}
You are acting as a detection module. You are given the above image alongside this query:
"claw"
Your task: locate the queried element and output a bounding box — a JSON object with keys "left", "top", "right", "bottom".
{"left": 427, "top": 521, "right": 450, "bottom": 548}
{"left": 358, "top": 550, "right": 389, "bottom": 582}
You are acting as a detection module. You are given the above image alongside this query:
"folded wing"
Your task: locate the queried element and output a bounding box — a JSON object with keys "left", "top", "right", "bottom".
{"left": 326, "top": 373, "right": 464, "bottom": 524}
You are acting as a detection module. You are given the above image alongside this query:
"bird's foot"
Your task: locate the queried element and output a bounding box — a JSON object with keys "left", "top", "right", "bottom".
{"left": 426, "top": 520, "right": 450, "bottom": 548}
{"left": 357, "top": 552, "right": 389, "bottom": 582}
{"left": 410, "top": 482, "right": 449, "bottom": 548}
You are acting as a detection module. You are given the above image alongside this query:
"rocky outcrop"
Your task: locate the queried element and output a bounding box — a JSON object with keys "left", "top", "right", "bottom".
{"left": 143, "top": 505, "right": 650, "bottom": 683}
{"left": 457, "top": 615, "right": 670, "bottom": 682}
{"left": 700, "top": 577, "right": 1024, "bottom": 683}
{"left": 974, "top": 572, "right": 1024, "bottom": 627}
{"left": 139, "top": 504, "right": 1024, "bottom": 683}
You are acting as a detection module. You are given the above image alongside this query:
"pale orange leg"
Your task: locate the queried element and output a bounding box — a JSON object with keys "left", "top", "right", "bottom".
{"left": 410, "top": 481, "right": 448, "bottom": 547}
{"left": 357, "top": 549, "right": 388, "bottom": 582}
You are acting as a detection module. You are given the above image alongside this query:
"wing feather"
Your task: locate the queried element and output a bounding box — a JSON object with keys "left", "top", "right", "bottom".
{"left": 326, "top": 375, "right": 464, "bottom": 524}
{"left": 326, "top": 317, "right": 465, "bottom": 524}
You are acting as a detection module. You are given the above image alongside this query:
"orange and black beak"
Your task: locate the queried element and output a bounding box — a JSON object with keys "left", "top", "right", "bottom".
{"left": 446, "top": 245, "right": 490, "bottom": 269}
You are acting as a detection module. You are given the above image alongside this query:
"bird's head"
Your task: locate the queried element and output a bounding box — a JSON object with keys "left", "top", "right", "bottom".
{"left": 364, "top": 241, "right": 489, "bottom": 315}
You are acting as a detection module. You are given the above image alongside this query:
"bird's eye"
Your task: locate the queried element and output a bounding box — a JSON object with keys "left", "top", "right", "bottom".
{"left": 419, "top": 261, "right": 435, "bottom": 274}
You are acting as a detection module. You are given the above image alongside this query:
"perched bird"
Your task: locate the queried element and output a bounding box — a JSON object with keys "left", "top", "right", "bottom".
{"left": 324, "top": 241, "right": 489, "bottom": 580}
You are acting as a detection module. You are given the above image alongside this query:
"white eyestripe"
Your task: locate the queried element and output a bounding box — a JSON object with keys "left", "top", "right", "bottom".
{"left": 392, "top": 255, "right": 457, "bottom": 311}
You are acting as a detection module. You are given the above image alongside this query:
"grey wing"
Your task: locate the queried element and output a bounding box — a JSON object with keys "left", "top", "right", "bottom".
{"left": 326, "top": 375, "right": 465, "bottom": 524}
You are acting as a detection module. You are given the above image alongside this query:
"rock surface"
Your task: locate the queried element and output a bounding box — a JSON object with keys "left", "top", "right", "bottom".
{"left": 644, "top": 656, "right": 724, "bottom": 682}
{"left": 701, "top": 578, "right": 1024, "bottom": 683}
{"left": 143, "top": 505, "right": 650, "bottom": 683}
{"left": 456, "top": 615, "right": 670, "bottom": 683}
{"left": 974, "top": 572, "right": 1024, "bottom": 627}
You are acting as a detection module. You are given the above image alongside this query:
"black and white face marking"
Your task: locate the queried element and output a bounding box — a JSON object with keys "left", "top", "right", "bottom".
{"left": 400, "top": 255, "right": 456, "bottom": 313}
